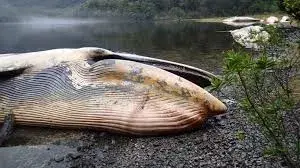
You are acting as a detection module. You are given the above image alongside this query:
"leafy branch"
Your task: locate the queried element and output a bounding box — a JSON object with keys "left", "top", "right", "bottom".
{"left": 212, "top": 27, "right": 300, "bottom": 167}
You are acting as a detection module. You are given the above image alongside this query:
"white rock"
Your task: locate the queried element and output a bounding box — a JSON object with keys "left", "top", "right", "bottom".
{"left": 230, "top": 26, "right": 270, "bottom": 49}
{"left": 266, "top": 16, "right": 279, "bottom": 25}
{"left": 280, "top": 16, "right": 290, "bottom": 23}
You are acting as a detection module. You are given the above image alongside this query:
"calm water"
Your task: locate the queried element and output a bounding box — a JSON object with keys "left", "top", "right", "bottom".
{"left": 0, "top": 19, "right": 235, "bottom": 73}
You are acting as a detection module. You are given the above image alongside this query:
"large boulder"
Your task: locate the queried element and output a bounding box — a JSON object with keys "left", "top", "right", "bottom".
{"left": 230, "top": 26, "right": 270, "bottom": 49}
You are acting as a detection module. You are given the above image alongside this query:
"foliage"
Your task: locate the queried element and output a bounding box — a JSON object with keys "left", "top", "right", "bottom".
{"left": 0, "top": 0, "right": 284, "bottom": 20}
{"left": 212, "top": 27, "right": 300, "bottom": 167}
{"left": 278, "top": 0, "right": 300, "bottom": 20}
{"left": 235, "top": 130, "right": 246, "bottom": 141}
{"left": 81, "top": 0, "right": 280, "bottom": 20}
{"left": 168, "top": 7, "right": 186, "bottom": 20}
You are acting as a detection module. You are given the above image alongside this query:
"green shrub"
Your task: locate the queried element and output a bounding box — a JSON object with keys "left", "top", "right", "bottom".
{"left": 212, "top": 27, "right": 300, "bottom": 167}
{"left": 279, "top": 0, "right": 300, "bottom": 19}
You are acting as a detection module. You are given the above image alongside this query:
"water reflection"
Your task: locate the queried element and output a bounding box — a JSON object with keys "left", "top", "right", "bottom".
{"left": 0, "top": 20, "right": 234, "bottom": 72}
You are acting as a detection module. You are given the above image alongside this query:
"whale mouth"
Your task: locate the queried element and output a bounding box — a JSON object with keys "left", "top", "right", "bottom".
{"left": 91, "top": 52, "right": 216, "bottom": 88}
{"left": 0, "top": 48, "right": 216, "bottom": 88}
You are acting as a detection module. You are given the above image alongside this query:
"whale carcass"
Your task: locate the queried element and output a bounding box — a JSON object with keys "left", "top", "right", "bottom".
{"left": 0, "top": 48, "right": 227, "bottom": 135}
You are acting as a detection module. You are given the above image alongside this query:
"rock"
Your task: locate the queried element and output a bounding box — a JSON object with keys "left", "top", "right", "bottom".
{"left": 111, "top": 139, "right": 116, "bottom": 145}
{"left": 203, "top": 133, "right": 208, "bottom": 141}
{"left": 0, "top": 145, "right": 76, "bottom": 168}
{"left": 54, "top": 155, "right": 65, "bottom": 163}
{"left": 230, "top": 26, "right": 270, "bottom": 49}
{"left": 278, "top": 16, "right": 292, "bottom": 28}
{"left": 177, "top": 163, "right": 185, "bottom": 168}
{"left": 68, "top": 153, "right": 82, "bottom": 160}
{"left": 266, "top": 16, "right": 279, "bottom": 25}
{"left": 280, "top": 16, "right": 290, "bottom": 23}
{"left": 223, "top": 16, "right": 261, "bottom": 27}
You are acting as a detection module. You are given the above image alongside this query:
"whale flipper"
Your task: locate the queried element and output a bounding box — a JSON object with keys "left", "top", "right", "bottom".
{"left": 0, "top": 112, "right": 14, "bottom": 146}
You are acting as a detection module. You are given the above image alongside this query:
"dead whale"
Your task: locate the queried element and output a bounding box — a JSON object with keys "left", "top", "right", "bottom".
{"left": 0, "top": 48, "right": 227, "bottom": 137}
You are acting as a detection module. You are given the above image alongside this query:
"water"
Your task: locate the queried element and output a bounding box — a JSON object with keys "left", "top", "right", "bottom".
{"left": 0, "top": 19, "right": 235, "bottom": 73}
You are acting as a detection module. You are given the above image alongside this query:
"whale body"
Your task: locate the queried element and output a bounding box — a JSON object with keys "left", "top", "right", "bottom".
{"left": 0, "top": 48, "right": 227, "bottom": 135}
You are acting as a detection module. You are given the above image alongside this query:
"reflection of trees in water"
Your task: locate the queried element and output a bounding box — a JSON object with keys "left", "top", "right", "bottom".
{"left": 90, "top": 22, "right": 233, "bottom": 54}
{"left": 91, "top": 22, "right": 233, "bottom": 71}
{"left": 151, "top": 22, "right": 233, "bottom": 51}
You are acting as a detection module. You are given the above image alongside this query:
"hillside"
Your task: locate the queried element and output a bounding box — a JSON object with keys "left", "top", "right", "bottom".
{"left": 0, "top": 0, "right": 282, "bottom": 21}
{"left": 81, "top": 0, "right": 280, "bottom": 20}
{"left": 0, "top": 0, "right": 86, "bottom": 8}
{"left": 0, "top": 0, "right": 88, "bottom": 20}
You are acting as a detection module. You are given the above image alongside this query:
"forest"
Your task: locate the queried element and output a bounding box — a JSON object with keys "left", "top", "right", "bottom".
{"left": 81, "top": 0, "right": 280, "bottom": 20}
{"left": 0, "top": 0, "right": 298, "bottom": 21}
{"left": 0, "top": 0, "right": 281, "bottom": 21}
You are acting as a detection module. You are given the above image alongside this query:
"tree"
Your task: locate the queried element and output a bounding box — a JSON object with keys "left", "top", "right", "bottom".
{"left": 168, "top": 7, "right": 185, "bottom": 20}
{"left": 278, "top": 0, "right": 300, "bottom": 20}
{"left": 80, "top": 0, "right": 281, "bottom": 20}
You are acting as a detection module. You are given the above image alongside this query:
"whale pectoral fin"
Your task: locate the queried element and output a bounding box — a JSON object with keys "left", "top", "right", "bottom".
{"left": 0, "top": 112, "right": 14, "bottom": 146}
{"left": 0, "top": 67, "right": 29, "bottom": 81}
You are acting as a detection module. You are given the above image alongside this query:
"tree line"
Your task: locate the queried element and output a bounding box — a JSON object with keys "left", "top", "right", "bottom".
{"left": 80, "top": 0, "right": 280, "bottom": 20}
{"left": 1, "top": 0, "right": 298, "bottom": 21}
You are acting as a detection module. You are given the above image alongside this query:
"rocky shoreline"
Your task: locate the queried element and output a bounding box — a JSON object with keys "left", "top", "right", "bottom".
{"left": 0, "top": 27, "right": 299, "bottom": 168}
